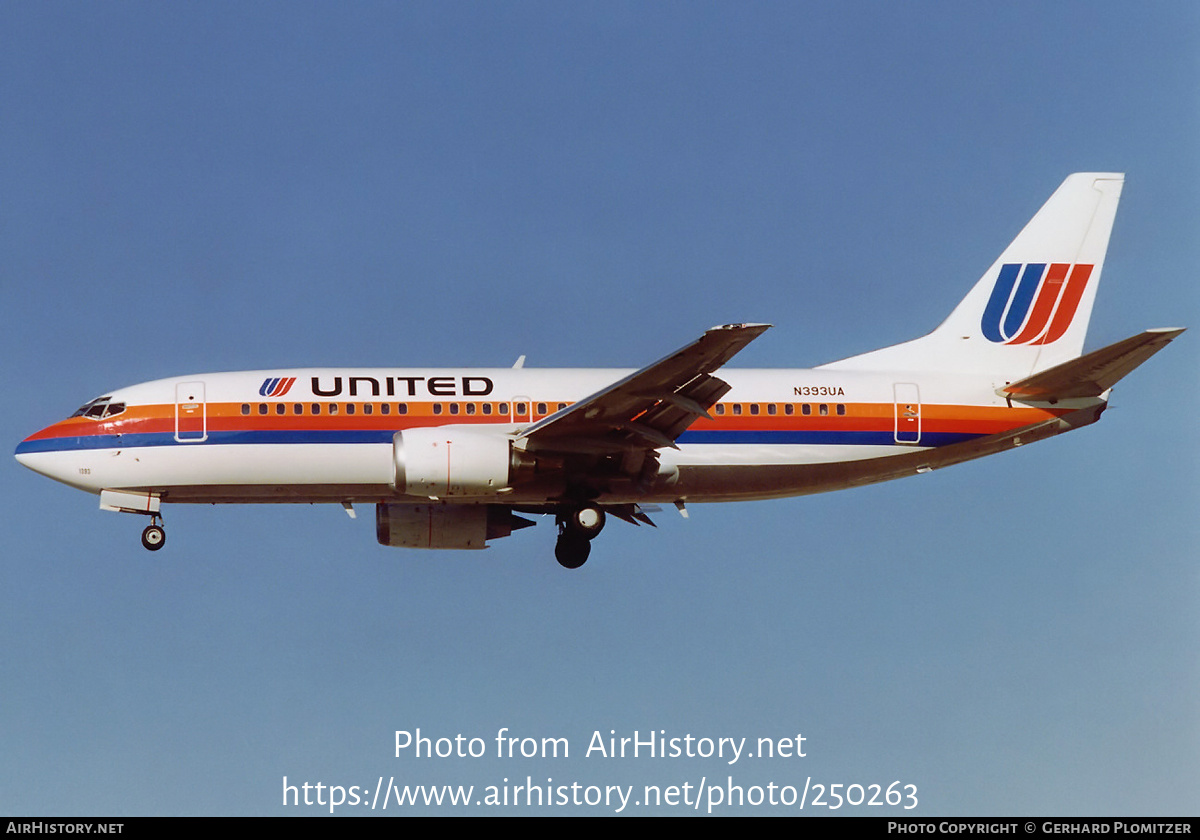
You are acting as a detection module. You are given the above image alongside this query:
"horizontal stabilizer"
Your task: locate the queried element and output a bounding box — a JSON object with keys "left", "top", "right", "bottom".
{"left": 998, "top": 328, "right": 1185, "bottom": 402}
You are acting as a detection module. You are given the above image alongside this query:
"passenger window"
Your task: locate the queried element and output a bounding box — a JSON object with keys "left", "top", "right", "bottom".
{"left": 482, "top": 403, "right": 492, "bottom": 416}
{"left": 293, "top": 403, "right": 303, "bottom": 415}
{"left": 785, "top": 404, "right": 794, "bottom": 416}
{"left": 346, "top": 403, "right": 355, "bottom": 415}
{"left": 241, "top": 404, "right": 250, "bottom": 416}
{"left": 328, "top": 403, "right": 339, "bottom": 415}
{"left": 537, "top": 402, "right": 547, "bottom": 415}
{"left": 380, "top": 404, "right": 390, "bottom": 415}
{"left": 433, "top": 404, "right": 443, "bottom": 415}
{"left": 802, "top": 404, "right": 811, "bottom": 416}
{"left": 311, "top": 403, "right": 321, "bottom": 415}
{"left": 836, "top": 404, "right": 846, "bottom": 416}
{"left": 398, "top": 404, "right": 408, "bottom": 415}
{"left": 715, "top": 404, "right": 725, "bottom": 416}
{"left": 363, "top": 403, "right": 373, "bottom": 415}
{"left": 767, "top": 404, "right": 777, "bottom": 415}
{"left": 499, "top": 404, "right": 509, "bottom": 415}
{"left": 733, "top": 404, "right": 742, "bottom": 416}
{"left": 819, "top": 404, "right": 828, "bottom": 416}
{"left": 750, "top": 404, "right": 760, "bottom": 416}
{"left": 275, "top": 404, "right": 286, "bottom": 415}
{"left": 466, "top": 403, "right": 476, "bottom": 415}
{"left": 258, "top": 404, "right": 268, "bottom": 415}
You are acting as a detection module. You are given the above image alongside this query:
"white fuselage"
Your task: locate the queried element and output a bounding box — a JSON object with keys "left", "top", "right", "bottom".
{"left": 15, "top": 366, "right": 1085, "bottom": 507}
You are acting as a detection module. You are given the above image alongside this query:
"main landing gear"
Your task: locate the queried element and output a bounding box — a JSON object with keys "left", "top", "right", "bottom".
{"left": 140, "top": 515, "right": 166, "bottom": 551}
{"left": 554, "top": 504, "right": 606, "bottom": 569}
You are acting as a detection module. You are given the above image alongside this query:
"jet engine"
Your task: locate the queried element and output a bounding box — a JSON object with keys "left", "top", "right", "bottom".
{"left": 392, "top": 427, "right": 512, "bottom": 497}
{"left": 375, "top": 503, "right": 533, "bottom": 549}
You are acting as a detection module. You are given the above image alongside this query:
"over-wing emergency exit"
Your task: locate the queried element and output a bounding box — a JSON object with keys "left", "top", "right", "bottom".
{"left": 15, "top": 174, "right": 1183, "bottom": 567}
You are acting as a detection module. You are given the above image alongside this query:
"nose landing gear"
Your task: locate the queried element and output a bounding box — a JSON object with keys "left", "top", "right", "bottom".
{"left": 554, "top": 504, "right": 606, "bottom": 569}
{"left": 140, "top": 516, "right": 166, "bottom": 551}
{"left": 97, "top": 490, "right": 166, "bottom": 552}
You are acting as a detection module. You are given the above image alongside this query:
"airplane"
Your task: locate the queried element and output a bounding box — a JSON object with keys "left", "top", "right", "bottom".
{"left": 14, "top": 173, "right": 1183, "bottom": 568}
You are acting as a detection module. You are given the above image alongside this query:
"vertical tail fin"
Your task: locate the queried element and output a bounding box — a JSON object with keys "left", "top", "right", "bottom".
{"left": 820, "top": 173, "right": 1125, "bottom": 377}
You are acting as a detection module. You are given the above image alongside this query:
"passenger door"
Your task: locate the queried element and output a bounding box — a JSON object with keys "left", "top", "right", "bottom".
{"left": 175, "top": 381, "right": 207, "bottom": 442}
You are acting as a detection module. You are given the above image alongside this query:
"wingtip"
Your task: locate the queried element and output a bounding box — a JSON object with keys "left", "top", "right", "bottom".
{"left": 710, "top": 322, "right": 772, "bottom": 332}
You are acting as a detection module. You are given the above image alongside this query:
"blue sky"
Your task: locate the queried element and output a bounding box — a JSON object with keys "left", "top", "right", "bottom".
{"left": 2, "top": 2, "right": 1196, "bottom": 815}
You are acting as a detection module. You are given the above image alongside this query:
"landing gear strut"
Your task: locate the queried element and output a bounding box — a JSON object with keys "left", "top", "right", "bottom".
{"left": 554, "top": 504, "right": 606, "bottom": 569}
{"left": 141, "top": 515, "right": 166, "bottom": 551}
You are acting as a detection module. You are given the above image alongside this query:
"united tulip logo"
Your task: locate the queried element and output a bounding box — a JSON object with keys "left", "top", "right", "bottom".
{"left": 981, "top": 263, "right": 1093, "bottom": 345}
{"left": 259, "top": 377, "right": 296, "bottom": 397}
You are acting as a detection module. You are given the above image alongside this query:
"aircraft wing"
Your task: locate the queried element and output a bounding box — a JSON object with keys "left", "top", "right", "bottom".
{"left": 998, "top": 327, "right": 1185, "bottom": 402}
{"left": 516, "top": 323, "right": 770, "bottom": 454}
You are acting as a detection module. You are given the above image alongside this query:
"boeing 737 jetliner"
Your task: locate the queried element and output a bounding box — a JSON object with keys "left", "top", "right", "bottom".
{"left": 15, "top": 173, "right": 1183, "bottom": 567}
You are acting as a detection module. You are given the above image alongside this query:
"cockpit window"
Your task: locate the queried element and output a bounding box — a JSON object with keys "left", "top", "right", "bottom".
{"left": 72, "top": 397, "right": 111, "bottom": 418}
{"left": 71, "top": 397, "right": 126, "bottom": 420}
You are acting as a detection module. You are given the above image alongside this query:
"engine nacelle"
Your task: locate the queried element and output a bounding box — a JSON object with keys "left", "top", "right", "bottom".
{"left": 393, "top": 427, "right": 512, "bottom": 497}
{"left": 375, "top": 503, "right": 531, "bottom": 550}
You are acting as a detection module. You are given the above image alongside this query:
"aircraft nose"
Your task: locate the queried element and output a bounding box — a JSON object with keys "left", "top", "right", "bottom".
{"left": 16, "top": 434, "right": 57, "bottom": 477}
{"left": 14, "top": 428, "right": 91, "bottom": 489}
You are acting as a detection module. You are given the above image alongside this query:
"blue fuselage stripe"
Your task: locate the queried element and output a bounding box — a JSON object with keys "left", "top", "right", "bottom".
{"left": 16, "top": 428, "right": 984, "bottom": 454}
